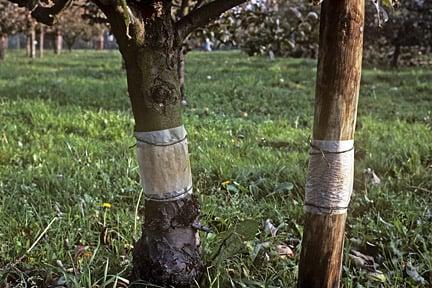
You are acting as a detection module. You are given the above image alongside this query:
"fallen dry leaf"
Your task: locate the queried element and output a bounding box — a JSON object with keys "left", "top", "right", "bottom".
{"left": 349, "top": 249, "right": 378, "bottom": 271}
{"left": 366, "top": 271, "right": 387, "bottom": 282}
{"left": 264, "top": 219, "right": 278, "bottom": 237}
{"left": 276, "top": 244, "right": 294, "bottom": 259}
{"left": 365, "top": 168, "right": 381, "bottom": 185}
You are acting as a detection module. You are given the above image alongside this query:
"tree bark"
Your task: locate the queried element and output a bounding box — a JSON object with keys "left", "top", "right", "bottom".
{"left": 178, "top": 46, "right": 187, "bottom": 105}
{"left": 38, "top": 25, "right": 44, "bottom": 58}
{"left": 297, "top": 0, "right": 364, "bottom": 287}
{"left": 110, "top": 3, "right": 203, "bottom": 287}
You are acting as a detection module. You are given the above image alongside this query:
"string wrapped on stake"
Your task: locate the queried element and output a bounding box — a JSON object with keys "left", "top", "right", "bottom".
{"left": 135, "top": 125, "right": 193, "bottom": 202}
{"left": 304, "top": 139, "right": 355, "bottom": 215}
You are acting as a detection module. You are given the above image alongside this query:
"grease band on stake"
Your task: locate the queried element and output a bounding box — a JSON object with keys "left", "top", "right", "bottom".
{"left": 304, "top": 139, "right": 354, "bottom": 215}
{"left": 135, "top": 125, "right": 192, "bottom": 201}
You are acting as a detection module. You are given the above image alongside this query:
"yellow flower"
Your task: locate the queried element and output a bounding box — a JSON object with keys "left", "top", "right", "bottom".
{"left": 82, "top": 251, "right": 93, "bottom": 258}
{"left": 101, "top": 202, "right": 112, "bottom": 208}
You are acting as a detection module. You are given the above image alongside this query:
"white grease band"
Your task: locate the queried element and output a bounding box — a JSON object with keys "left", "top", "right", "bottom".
{"left": 304, "top": 139, "right": 354, "bottom": 215}
{"left": 135, "top": 125, "right": 192, "bottom": 201}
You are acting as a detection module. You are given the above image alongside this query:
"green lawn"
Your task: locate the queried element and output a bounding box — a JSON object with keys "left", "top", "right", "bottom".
{"left": 0, "top": 50, "right": 431, "bottom": 287}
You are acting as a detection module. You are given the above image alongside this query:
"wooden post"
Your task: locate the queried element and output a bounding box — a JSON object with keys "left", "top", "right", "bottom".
{"left": 297, "top": 0, "right": 364, "bottom": 287}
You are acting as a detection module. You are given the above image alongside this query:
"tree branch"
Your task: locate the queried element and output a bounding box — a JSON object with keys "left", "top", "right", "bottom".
{"left": 176, "top": 0, "right": 246, "bottom": 40}
{"left": 191, "top": 0, "right": 205, "bottom": 12}
{"left": 92, "top": 0, "right": 130, "bottom": 50}
{"left": 31, "top": 0, "right": 73, "bottom": 25}
{"left": 82, "top": 14, "right": 109, "bottom": 24}
{"left": 178, "top": 0, "right": 190, "bottom": 18}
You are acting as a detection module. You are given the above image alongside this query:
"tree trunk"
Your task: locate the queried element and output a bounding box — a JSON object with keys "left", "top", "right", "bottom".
{"left": 54, "top": 30, "right": 62, "bottom": 55}
{"left": 0, "top": 34, "right": 6, "bottom": 62}
{"left": 3, "top": 35, "right": 8, "bottom": 49}
{"left": 125, "top": 47, "right": 202, "bottom": 288}
{"left": 111, "top": 3, "right": 203, "bottom": 287}
{"left": 391, "top": 44, "right": 400, "bottom": 68}
{"left": 39, "top": 26, "right": 44, "bottom": 58}
{"left": 297, "top": 0, "right": 364, "bottom": 287}
{"left": 96, "top": 31, "right": 104, "bottom": 50}
{"left": 28, "top": 26, "right": 36, "bottom": 59}
{"left": 65, "top": 39, "right": 74, "bottom": 52}
{"left": 26, "top": 34, "right": 31, "bottom": 57}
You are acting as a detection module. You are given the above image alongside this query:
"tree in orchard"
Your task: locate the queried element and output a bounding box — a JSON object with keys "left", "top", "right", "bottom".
{"left": 233, "top": 0, "right": 320, "bottom": 58}
{"left": 196, "top": 0, "right": 320, "bottom": 58}
{"left": 53, "top": 1, "right": 106, "bottom": 51}
{"left": 9, "top": 0, "right": 247, "bottom": 286}
{"left": 0, "top": 0, "right": 29, "bottom": 61}
{"left": 36, "top": 23, "right": 45, "bottom": 57}
{"left": 0, "top": 0, "right": 15, "bottom": 61}
{"left": 364, "top": 0, "right": 432, "bottom": 67}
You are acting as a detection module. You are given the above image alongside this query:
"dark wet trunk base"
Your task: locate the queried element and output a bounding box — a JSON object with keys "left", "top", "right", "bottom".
{"left": 132, "top": 195, "right": 203, "bottom": 287}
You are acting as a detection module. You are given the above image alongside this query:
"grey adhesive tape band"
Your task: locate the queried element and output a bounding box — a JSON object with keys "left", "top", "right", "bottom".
{"left": 304, "top": 139, "right": 354, "bottom": 215}
{"left": 135, "top": 125, "right": 193, "bottom": 201}
{"left": 135, "top": 125, "right": 187, "bottom": 146}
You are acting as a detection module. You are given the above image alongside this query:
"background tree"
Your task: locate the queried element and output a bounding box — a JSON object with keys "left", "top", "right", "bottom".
{"left": 25, "top": 17, "right": 36, "bottom": 58}
{"left": 364, "top": 0, "right": 432, "bottom": 67}
{"left": 233, "top": 0, "right": 320, "bottom": 58}
{"left": 37, "top": 23, "right": 45, "bottom": 57}
{"left": 183, "top": 0, "right": 321, "bottom": 59}
{"left": 52, "top": 1, "right": 106, "bottom": 51}
{"left": 8, "top": 0, "right": 248, "bottom": 286}
{"left": 52, "top": 27, "right": 63, "bottom": 54}
{"left": 0, "top": 0, "right": 29, "bottom": 61}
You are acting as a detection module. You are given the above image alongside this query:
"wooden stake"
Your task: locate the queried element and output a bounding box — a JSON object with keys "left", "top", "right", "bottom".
{"left": 297, "top": 0, "right": 364, "bottom": 287}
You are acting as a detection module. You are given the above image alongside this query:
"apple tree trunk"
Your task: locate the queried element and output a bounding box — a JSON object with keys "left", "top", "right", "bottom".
{"left": 109, "top": 2, "right": 203, "bottom": 287}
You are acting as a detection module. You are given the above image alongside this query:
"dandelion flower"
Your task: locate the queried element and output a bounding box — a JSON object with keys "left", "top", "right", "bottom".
{"left": 101, "top": 202, "right": 112, "bottom": 209}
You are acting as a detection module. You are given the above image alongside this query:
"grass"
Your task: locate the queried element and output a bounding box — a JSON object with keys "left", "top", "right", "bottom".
{"left": 0, "top": 49, "right": 431, "bottom": 287}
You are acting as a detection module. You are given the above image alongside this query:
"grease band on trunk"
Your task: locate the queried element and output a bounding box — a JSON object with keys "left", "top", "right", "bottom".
{"left": 135, "top": 125, "right": 192, "bottom": 201}
{"left": 304, "top": 140, "right": 354, "bottom": 215}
